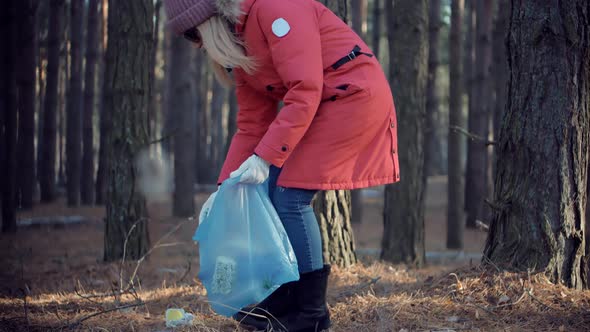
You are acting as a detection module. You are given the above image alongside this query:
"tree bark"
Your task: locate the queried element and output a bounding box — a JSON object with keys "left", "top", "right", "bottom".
{"left": 484, "top": 1, "right": 589, "bottom": 289}
{"left": 226, "top": 86, "right": 237, "bottom": 157}
{"left": 351, "top": 0, "right": 367, "bottom": 42}
{"left": 465, "top": 0, "right": 494, "bottom": 228}
{"left": 103, "top": 0, "right": 153, "bottom": 261}
{"left": 191, "top": 49, "right": 204, "bottom": 182}
{"left": 168, "top": 36, "right": 196, "bottom": 217}
{"left": 425, "top": 0, "right": 442, "bottom": 178}
{"left": 196, "top": 63, "right": 210, "bottom": 184}
{"left": 148, "top": 0, "right": 162, "bottom": 138}
{"left": 1, "top": 0, "right": 18, "bottom": 232}
{"left": 210, "top": 77, "right": 226, "bottom": 180}
{"left": 81, "top": 0, "right": 99, "bottom": 205}
{"left": 381, "top": 0, "right": 428, "bottom": 267}
{"left": 587, "top": 161, "right": 590, "bottom": 283}
{"left": 315, "top": 190, "right": 356, "bottom": 267}
{"left": 491, "top": 0, "right": 509, "bottom": 180}
{"left": 370, "top": 0, "right": 381, "bottom": 60}
{"left": 40, "top": 0, "right": 64, "bottom": 202}
{"left": 95, "top": 0, "right": 109, "bottom": 205}
{"left": 65, "top": 0, "right": 83, "bottom": 206}
{"left": 447, "top": 0, "right": 465, "bottom": 250}
{"left": 462, "top": 0, "right": 474, "bottom": 216}
{"left": 16, "top": 0, "right": 38, "bottom": 210}
{"left": 315, "top": 0, "right": 357, "bottom": 268}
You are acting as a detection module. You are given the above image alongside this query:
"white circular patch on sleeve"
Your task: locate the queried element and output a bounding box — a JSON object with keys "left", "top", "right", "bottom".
{"left": 271, "top": 18, "right": 291, "bottom": 37}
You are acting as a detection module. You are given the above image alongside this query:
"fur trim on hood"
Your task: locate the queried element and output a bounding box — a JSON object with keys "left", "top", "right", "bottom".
{"left": 216, "top": 0, "right": 244, "bottom": 23}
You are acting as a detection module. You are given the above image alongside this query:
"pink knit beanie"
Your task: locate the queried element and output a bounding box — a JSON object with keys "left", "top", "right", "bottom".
{"left": 164, "top": 0, "right": 243, "bottom": 35}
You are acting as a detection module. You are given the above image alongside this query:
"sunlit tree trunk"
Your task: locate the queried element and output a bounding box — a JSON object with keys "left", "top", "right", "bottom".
{"left": 484, "top": 1, "right": 589, "bottom": 289}
{"left": 103, "top": 0, "right": 153, "bottom": 261}
{"left": 447, "top": 0, "right": 465, "bottom": 250}
{"left": 95, "top": 0, "right": 109, "bottom": 205}
{"left": 381, "top": 0, "right": 428, "bottom": 267}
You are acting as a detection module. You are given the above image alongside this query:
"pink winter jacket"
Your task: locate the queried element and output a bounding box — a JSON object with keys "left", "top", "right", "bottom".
{"left": 218, "top": 0, "right": 399, "bottom": 190}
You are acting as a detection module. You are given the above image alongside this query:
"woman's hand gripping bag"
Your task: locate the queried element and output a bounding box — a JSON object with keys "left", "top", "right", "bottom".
{"left": 193, "top": 176, "right": 299, "bottom": 317}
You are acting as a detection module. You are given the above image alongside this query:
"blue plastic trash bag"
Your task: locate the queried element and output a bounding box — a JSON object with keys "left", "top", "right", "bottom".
{"left": 193, "top": 176, "right": 299, "bottom": 317}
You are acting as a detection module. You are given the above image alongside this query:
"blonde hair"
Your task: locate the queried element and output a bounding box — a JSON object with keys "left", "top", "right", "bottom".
{"left": 197, "top": 16, "right": 257, "bottom": 86}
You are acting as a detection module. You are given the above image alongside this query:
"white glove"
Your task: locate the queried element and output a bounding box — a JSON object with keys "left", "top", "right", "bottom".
{"left": 198, "top": 190, "right": 218, "bottom": 224}
{"left": 229, "top": 154, "right": 270, "bottom": 184}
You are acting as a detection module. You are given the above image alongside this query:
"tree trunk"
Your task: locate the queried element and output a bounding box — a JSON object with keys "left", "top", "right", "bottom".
{"left": 37, "top": 0, "right": 48, "bottom": 201}
{"left": 491, "top": 0, "right": 509, "bottom": 180}
{"left": 197, "top": 64, "right": 210, "bottom": 184}
{"left": 381, "top": 0, "right": 428, "bottom": 267}
{"left": 314, "top": 190, "right": 356, "bottom": 267}
{"left": 58, "top": 57, "right": 66, "bottom": 188}
{"left": 103, "top": 0, "right": 153, "bottom": 262}
{"left": 148, "top": 0, "right": 162, "bottom": 138}
{"left": 95, "top": 0, "right": 109, "bottom": 205}
{"left": 226, "top": 86, "right": 237, "bottom": 157}
{"left": 484, "top": 1, "right": 589, "bottom": 289}
{"left": 191, "top": 49, "right": 204, "bottom": 182}
{"left": 425, "top": 0, "right": 442, "bottom": 179}
{"left": 587, "top": 161, "right": 590, "bottom": 283}
{"left": 462, "top": 0, "right": 474, "bottom": 215}
{"left": 210, "top": 78, "right": 226, "bottom": 180}
{"left": 1, "top": 0, "right": 18, "bottom": 232}
{"left": 350, "top": 0, "right": 368, "bottom": 225}
{"left": 65, "top": 0, "right": 83, "bottom": 206}
{"left": 465, "top": 0, "right": 494, "bottom": 228}
{"left": 40, "top": 0, "right": 63, "bottom": 202}
{"left": 351, "top": 0, "right": 367, "bottom": 42}
{"left": 370, "top": 0, "right": 381, "bottom": 60}
{"left": 81, "top": 0, "right": 99, "bottom": 205}
{"left": 447, "top": 0, "right": 465, "bottom": 250}
{"left": 314, "top": 0, "right": 357, "bottom": 268}
{"left": 168, "top": 36, "right": 196, "bottom": 217}
{"left": 16, "top": 0, "right": 38, "bottom": 210}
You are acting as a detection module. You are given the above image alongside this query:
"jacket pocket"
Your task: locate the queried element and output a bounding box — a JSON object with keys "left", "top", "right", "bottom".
{"left": 321, "top": 82, "right": 367, "bottom": 102}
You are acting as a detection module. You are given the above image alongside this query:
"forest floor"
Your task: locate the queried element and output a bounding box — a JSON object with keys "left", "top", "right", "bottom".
{"left": 1, "top": 177, "right": 589, "bottom": 331}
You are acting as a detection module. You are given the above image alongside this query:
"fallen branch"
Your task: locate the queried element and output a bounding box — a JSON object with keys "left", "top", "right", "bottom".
{"left": 339, "top": 276, "right": 381, "bottom": 298}
{"left": 120, "top": 218, "right": 146, "bottom": 292}
{"left": 64, "top": 301, "right": 145, "bottom": 329}
{"left": 126, "top": 216, "right": 194, "bottom": 289}
{"left": 527, "top": 289, "right": 552, "bottom": 310}
{"left": 449, "top": 125, "right": 496, "bottom": 146}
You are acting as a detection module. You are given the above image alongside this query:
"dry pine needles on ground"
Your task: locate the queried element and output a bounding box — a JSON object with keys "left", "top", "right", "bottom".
{"left": 1, "top": 260, "right": 590, "bottom": 332}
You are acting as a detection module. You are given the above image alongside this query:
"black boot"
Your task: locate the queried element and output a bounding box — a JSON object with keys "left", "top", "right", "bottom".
{"left": 248, "top": 265, "right": 331, "bottom": 332}
{"left": 233, "top": 281, "right": 296, "bottom": 327}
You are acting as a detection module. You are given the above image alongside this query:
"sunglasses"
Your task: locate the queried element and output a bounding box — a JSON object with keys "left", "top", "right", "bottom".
{"left": 183, "top": 27, "right": 201, "bottom": 44}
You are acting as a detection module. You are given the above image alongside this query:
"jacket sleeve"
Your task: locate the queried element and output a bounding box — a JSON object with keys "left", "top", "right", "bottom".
{"left": 217, "top": 74, "right": 278, "bottom": 184}
{"left": 252, "top": 0, "right": 324, "bottom": 167}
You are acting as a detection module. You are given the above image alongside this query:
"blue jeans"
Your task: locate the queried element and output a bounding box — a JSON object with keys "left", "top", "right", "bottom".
{"left": 268, "top": 166, "right": 324, "bottom": 274}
